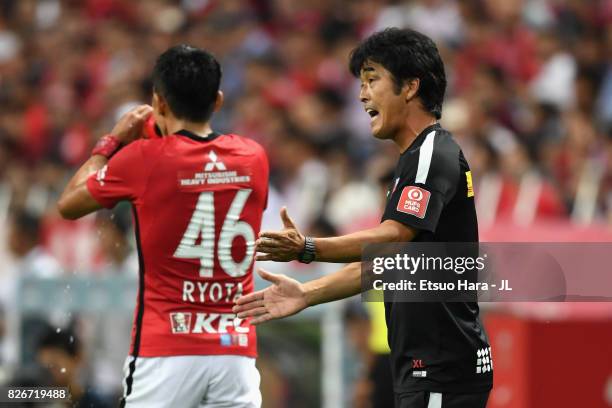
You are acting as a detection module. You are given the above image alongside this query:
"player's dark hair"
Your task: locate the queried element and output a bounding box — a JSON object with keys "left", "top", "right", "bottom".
{"left": 152, "top": 44, "right": 222, "bottom": 122}
{"left": 349, "top": 28, "right": 447, "bottom": 119}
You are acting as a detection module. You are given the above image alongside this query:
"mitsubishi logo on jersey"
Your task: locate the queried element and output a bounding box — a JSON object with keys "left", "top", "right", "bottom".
{"left": 204, "top": 150, "right": 227, "bottom": 172}
{"left": 179, "top": 151, "right": 250, "bottom": 187}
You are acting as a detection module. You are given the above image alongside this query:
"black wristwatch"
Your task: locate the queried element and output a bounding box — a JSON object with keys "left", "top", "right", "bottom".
{"left": 298, "top": 236, "right": 316, "bottom": 264}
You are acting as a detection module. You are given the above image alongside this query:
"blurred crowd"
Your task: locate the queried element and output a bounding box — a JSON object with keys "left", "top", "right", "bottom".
{"left": 0, "top": 0, "right": 611, "bottom": 406}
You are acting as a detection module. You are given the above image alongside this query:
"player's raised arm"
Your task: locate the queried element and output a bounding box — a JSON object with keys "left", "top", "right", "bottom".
{"left": 255, "top": 207, "right": 416, "bottom": 263}
{"left": 57, "top": 105, "right": 153, "bottom": 219}
{"left": 233, "top": 262, "right": 362, "bottom": 324}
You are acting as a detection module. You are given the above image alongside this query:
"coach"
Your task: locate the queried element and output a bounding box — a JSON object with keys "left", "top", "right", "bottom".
{"left": 234, "top": 28, "right": 492, "bottom": 408}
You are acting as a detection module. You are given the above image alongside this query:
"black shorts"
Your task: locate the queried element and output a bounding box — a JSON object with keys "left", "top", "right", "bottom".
{"left": 395, "top": 391, "right": 489, "bottom": 408}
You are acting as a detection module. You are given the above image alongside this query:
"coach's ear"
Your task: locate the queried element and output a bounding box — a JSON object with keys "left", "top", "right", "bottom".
{"left": 404, "top": 78, "right": 420, "bottom": 103}
{"left": 214, "top": 91, "right": 224, "bottom": 112}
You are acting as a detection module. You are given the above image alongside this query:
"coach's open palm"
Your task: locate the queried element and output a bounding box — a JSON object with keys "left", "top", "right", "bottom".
{"left": 233, "top": 269, "right": 308, "bottom": 324}
{"left": 255, "top": 207, "right": 305, "bottom": 261}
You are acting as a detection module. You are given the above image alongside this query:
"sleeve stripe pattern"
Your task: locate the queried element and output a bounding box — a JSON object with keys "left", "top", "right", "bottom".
{"left": 415, "top": 130, "right": 436, "bottom": 184}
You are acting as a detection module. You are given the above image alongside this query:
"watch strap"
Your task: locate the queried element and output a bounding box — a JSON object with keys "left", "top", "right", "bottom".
{"left": 298, "top": 236, "right": 316, "bottom": 264}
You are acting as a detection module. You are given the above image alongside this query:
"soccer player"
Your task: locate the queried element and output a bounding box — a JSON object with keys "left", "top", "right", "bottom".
{"left": 234, "top": 28, "right": 492, "bottom": 408}
{"left": 58, "top": 45, "right": 268, "bottom": 407}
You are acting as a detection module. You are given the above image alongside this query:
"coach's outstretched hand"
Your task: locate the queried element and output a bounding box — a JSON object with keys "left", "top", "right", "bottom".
{"left": 233, "top": 269, "right": 308, "bottom": 324}
{"left": 255, "top": 207, "right": 306, "bottom": 262}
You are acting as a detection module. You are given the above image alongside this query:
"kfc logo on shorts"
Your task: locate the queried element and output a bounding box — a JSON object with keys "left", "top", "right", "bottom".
{"left": 170, "top": 312, "right": 192, "bottom": 334}
{"left": 397, "top": 186, "right": 430, "bottom": 219}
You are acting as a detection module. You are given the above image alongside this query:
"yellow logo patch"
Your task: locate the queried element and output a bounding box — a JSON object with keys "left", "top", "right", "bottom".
{"left": 466, "top": 171, "right": 474, "bottom": 197}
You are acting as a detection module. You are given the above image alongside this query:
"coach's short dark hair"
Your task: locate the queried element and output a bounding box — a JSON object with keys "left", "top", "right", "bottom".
{"left": 349, "top": 28, "right": 447, "bottom": 119}
{"left": 152, "top": 45, "right": 222, "bottom": 122}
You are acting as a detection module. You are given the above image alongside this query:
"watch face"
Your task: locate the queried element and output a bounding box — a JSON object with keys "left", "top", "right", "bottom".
{"left": 299, "top": 252, "right": 312, "bottom": 263}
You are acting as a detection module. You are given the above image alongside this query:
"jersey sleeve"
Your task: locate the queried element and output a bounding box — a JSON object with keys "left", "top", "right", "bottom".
{"left": 382, "top": 150, "right": 458, "bottom": 233}
{"left": 86, "top": 140, "right": 151, "bottom": 209}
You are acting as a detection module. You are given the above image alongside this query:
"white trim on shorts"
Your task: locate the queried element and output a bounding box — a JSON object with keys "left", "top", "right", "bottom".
{"left": 427, "top": 392, "right": 442, "bottom": 408}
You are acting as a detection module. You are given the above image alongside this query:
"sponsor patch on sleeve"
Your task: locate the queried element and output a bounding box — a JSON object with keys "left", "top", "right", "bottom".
{"left": 396, "top": 186, "right": 431, "bottom": 219}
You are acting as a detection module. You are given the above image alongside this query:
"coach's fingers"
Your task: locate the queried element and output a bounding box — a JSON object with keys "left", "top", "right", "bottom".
{"left": 234, "top": 290, "right": 264, "bottom": 306}
{"left": 255, "top": 254, "right": 281, "bottom": 261}
{"left": 258, "top": 231, "right": 289, "bottom": 240}
{"left": 236, "top": 306, "right": 267, "bottom": 319}
{"left": 257, "top": 246, "right": 286, "bottom": 258}
{"left": 280, "top": 207, "right": 297, "bottom": 230}
{"left": 255, "top": 254, "right": 271, "bottom": 261}
{"left": 251, "top": 313, "right": 273, "bottom": 325}
{"left": 258, "top": 268, "right": 282, "bottom": 284}
{"left": 255, "top": 238, "right": 280, "bottom": 252}
{"left": 232, "top": 299, "right": 265, "bottom": 314}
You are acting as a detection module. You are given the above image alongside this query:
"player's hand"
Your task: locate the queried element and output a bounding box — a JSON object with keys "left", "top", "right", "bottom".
{"left": 109, "top": 104, "right": 154, "bottom": 145}
{"left": 232, "top": 268, "right": 308, "bottom": 324}
{"left": 255, "top": 207, "right": 305, "bottom": 261}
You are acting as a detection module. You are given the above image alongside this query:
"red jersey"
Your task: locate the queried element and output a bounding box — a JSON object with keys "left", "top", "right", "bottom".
{"left": 87, "top": 130, "right": 269, "bottom": 358}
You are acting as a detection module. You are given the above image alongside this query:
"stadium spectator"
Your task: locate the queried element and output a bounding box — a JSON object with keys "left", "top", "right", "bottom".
{"left": 37, "top": 325, "right": 110, "bottom": 408}
{"left": 236, "top": 27, "right": 493, "bottom": 407}
{"left": 0, "top": 210, "right": 63, "bottom": 374}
